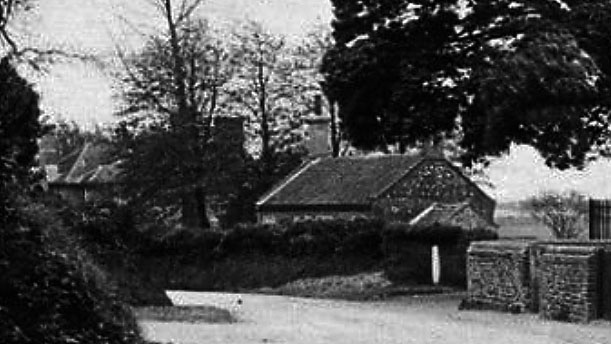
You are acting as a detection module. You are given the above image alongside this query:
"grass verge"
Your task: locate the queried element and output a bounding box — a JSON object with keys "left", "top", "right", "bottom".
{"left": 135, "top": 306, "right": 237, "bottom": 324}
{"left": 268, "top": 272, "right": 458, "bottom": 301}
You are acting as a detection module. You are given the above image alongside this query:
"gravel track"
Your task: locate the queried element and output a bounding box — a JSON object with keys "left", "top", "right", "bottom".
{"left": 140, "top": 291, "right": 611, "bottom": 344}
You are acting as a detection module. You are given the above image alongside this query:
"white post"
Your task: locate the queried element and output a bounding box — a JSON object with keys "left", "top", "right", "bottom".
{"left": 432, "top": 245, "right": 440, "bottom": 285}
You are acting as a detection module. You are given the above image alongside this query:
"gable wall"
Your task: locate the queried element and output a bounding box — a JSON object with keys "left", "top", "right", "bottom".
{"left": 374, "top": 159, "right": 495, "bottom": 223}
{"left": 448, "top": 206, "right": 492, "bottom": 230}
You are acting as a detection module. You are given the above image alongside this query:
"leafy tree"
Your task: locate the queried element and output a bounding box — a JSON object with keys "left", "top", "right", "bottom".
{"left": 0, "top": 56, "right": 43, "bottom": 223}
{"left": 526, "top": 190, "right": 588, "bottom": 239}
{"left": 0, "top": 4, "right": 150, "bottom": 344}
{"left": 228, "top": 20, "right": 311, "bottom": 167}
{"left": 116, "top": 1, "right": 241, "bottom": 229}
{"left": 322, "top": 0, "right": 611, "bottom": 169}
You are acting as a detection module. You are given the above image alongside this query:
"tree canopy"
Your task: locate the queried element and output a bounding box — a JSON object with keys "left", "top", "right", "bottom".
{"left": 322, "top": 0, "right": 611, "bottom": 169}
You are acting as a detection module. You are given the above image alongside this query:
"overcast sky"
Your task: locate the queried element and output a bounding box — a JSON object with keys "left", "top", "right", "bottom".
{"left": 15, "top": 0, "right": 611, "bottom": 202}
{"left": 23, "top": 0, "right": 331, "bottom": 126}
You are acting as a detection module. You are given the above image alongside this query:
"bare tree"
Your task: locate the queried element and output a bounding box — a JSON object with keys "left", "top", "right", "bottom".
{"left": 527, "top": 190, "right": 588, "bottom": 239}
{"left": 227, "top": 20, "right": 303, "bottom": 167}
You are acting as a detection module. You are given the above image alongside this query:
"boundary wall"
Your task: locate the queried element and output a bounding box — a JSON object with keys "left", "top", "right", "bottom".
{"left": 465, "top": 240, "right": 611, "bottom": 322}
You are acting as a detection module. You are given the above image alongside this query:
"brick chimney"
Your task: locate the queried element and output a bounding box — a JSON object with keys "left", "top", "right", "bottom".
{"left": 38, "top": 134, "right": 59, "bottom": 165}
{"left": 44, "top": 164, "right": 59, "bottom": 182}
{"left": 304, "top": 95, "right": 331, "bottom": 158}
{"left": 213, "top": 116, "right": 245, "bottom": 153}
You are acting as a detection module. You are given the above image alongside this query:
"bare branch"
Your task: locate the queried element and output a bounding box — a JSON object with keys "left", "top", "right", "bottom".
{"left": 0, "top": 25, "right": 16, "bottom": 52}
{"left": 175, "top": 0, "right": 205, "bottom": 25}
{"left": 115, "top": 43, "right": 174, "bottom": 117}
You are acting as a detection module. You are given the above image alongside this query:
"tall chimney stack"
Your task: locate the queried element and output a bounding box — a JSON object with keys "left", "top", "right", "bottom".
{"left": 304, "top": 94, "right": 331, "bottom": 158}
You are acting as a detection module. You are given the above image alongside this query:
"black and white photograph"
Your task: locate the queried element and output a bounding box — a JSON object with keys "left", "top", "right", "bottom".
{"left": 3, "top": 1, "right": 611, "bottom": 343}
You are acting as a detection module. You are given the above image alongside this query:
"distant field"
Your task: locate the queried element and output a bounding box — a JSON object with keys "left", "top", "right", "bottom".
{"left": 495, "top": 215, "right": 553, "bottom": 239}
{"left": 495, "top": 202, "right": 552, "bottom": 239}
{"left": 494, "top": 201, "right": 590, "bottom": 239}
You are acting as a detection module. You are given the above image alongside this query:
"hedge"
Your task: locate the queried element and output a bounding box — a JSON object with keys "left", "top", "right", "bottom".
{"left": 131, "top": 219, "right": 496, "bottom": 259}
{"left": 72, "top": 213, "right": 498, "bottom": 290}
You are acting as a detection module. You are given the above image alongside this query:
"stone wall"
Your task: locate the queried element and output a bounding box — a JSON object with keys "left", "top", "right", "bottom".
{"left": 466, "top": 240, "right": 611, "bottom": 322}
{"left": 536, "top": 245, "right": 601, "bottom": 322}
{"left": 465, "top": 240, "right": 531, "bottom": 311}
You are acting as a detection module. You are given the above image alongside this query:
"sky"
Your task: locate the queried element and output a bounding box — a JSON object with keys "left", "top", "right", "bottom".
{"left": 12, "top": 0, "right": 611, "bottom": 202}
{"left": 24, "top": 0, "right": 331, "bottom": 126}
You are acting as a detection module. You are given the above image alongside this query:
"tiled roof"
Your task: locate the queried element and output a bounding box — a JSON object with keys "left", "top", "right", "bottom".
{"left": 257, "top": 155, "right": 423, "bottom": 210}
{"left": 51, "top": 142, "right": 119, "bottom": 185}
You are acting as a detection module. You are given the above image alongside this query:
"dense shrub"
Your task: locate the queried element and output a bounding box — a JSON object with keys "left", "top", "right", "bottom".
{"left": 219, "top": 223, "right": 283, "bottom": 256}
{"left": 59, "top": 201, "right": 172, "bottom": 306}
{"left": 0, "top": 203, "right": 144, "bottom": 344}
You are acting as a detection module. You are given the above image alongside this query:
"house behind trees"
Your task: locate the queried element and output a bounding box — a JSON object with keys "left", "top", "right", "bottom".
{"left": 38, "top": 116, "right": 247, "bottom": 222}
{"left": 256, "top": 112, "right": 496, "bottom": 229}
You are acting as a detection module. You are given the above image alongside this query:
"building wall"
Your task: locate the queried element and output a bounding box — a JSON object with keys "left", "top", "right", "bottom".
{"left": 258, "top": 210, "right": 373, "bottom": 225}
{"left": 375, "top": 159, "right": 495, "bottom": 224}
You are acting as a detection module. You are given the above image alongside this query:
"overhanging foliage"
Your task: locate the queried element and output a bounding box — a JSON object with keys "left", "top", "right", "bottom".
{"left": 322, "top": 0, "right": 611, "bottom": 169}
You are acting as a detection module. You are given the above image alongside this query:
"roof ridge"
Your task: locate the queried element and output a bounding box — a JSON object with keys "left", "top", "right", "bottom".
{"left": 64, "top": 142, "right": 91, "bottom": 183}
{"left": 371, "top": 156, "right": 425, "bottom": 199}
{"left": 256, "top": 159, "right": 319, "bottom": 207}
{"left": 332, "top": 153, "right": 419, "bottom": 160}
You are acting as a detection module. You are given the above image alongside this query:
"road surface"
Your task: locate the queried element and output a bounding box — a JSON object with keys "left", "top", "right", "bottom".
{"left": 140, "top": 291, "right": 611, "bottom": 344}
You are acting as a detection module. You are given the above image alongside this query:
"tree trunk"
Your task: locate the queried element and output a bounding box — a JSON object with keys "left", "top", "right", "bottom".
{"left": 181, "top": 192, "right": 198, "bottom": 228}
{"left": 330, "top": 99, "right": 340, "bottom": 157}
{"left": 258, "top": 58, "right": 272, "bottom": 169}
{"left": 195, "top": 186, "right": 210, "bottom": 229}
{"left": 164, "top": 0, "right": 189, "bottom": 129}
{"left": 181, "top": 188, "right": 210, "bottom": 229}
{"left": 163, "top": 0, "right": 209, "bottom": 229}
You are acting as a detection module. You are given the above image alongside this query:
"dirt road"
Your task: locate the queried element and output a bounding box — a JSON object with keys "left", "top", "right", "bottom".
{"left": 140, "top": 291, "right": 611, "bottom": 344}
